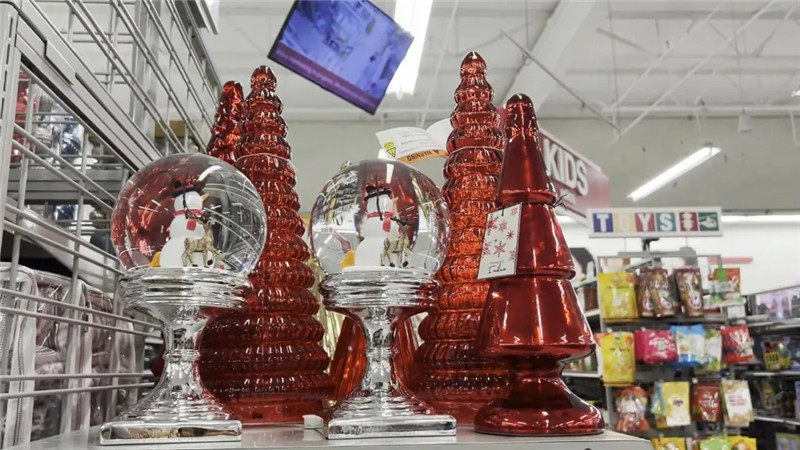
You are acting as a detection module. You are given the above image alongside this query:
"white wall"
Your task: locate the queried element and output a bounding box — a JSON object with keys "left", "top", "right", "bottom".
{"left": 560, "top": 221, "right": 800, "bottom": 295}
{"left": 285, "top": 116, "right": 799, "bottom": 295}
{"left": 287, "top": 116, "right": 800, "bottom": 213}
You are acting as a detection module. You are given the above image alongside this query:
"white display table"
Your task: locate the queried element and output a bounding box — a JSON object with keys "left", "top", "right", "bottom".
{"left": 9, "top": 426, "right": 650, "bottom": 450}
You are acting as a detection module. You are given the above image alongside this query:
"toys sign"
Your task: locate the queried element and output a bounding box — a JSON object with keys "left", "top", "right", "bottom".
{"left": 587, "top": 207, "right": 723, "bottom": 238}
{"left": 539, "top": 129, "right": 611, "bottom": 221}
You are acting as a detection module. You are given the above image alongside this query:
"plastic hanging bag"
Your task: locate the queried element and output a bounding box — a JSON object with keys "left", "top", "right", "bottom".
{"left": 671, "top": 324, "right": 705, "bottom": 368}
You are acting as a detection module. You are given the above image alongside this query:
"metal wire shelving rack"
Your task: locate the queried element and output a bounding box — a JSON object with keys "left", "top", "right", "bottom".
{"left": 0, "top": 0, "right": 220, "bottom": 446}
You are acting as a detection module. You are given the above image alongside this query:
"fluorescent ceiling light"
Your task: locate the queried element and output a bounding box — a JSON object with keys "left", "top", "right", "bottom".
{"left": 792, "top": 85, "right": 800, "bottom": 97}
{"left": 627, "top": 145, "right": 721, "bottom": 202}
{"left": 722, "top": 215, "right": 800, "bottom": 224}
{"left": 387, "top": 0, "right": 432, "bottom": 98}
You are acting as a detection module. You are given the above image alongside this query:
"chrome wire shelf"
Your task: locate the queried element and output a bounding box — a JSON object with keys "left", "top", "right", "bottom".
{"left": 0, "top": 0, "right": 219, "bottom": 447}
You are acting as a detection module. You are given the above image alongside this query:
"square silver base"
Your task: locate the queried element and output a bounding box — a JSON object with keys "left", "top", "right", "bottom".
{"left": 325, "top": 414, "right": 456, "bottom": 440}
{"left": 99, "top": 419, "right": 242, "bottom": 445}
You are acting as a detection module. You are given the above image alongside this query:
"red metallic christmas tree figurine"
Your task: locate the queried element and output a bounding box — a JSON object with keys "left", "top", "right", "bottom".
{"left": 412, "top": 52, "right": 509, "bottom": 421}
{"left": 200, "top": 66, "right": 332, "bottom": 423}
{"left": 474, "top": 93, "right": 603, "bottom": 435}
{"left": 207, "top": 81, "right": 244, "bottom": 165}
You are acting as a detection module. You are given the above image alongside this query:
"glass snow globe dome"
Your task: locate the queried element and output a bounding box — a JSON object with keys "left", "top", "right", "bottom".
{"left": 111, "top": 153, "right": 266, "bottom": 277}
{"left": 309, "top": 159, "right": 449, "bottom": 278}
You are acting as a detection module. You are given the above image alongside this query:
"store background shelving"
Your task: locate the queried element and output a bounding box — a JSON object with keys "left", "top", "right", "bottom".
{"left": 0, "top": 0, "right": 220, "bottom": 447}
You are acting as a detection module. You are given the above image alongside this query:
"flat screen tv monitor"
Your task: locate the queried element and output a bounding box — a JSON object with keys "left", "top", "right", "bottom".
{"left": 268, "top": 0, "right": 413, "bottom": 115}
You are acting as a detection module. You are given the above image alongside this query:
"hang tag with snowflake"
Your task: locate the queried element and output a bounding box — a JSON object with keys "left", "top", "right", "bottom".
{"left": 477, "top": 204, "right": 522, "bottom": 280}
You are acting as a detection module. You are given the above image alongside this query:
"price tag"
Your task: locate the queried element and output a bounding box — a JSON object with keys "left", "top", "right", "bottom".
{"left": 477, "top": 204, "right": 522, "bottom": 280}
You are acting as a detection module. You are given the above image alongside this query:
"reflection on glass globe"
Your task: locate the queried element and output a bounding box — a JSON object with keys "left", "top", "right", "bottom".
{"left": 310, "top": 159, "right": 449, "bottom": 277}
{"left": 309, "top": 160, "right": 455, "bottom": 439}
{"left": 111, "top": 153, "right": 266, "bottom": 276}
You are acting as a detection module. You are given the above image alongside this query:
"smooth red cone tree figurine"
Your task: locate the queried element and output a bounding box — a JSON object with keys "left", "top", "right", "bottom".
{"left": 200, "top": 67, "right": 332, "bottom": 424}
{"left": 474, "top": 93, "right": 603, "bottom": 436}
{"left": 412, "top": 51, "right": 509, "bottom": 422}
{"left": 207, "top": 81, "right": 244, "bottom": 165}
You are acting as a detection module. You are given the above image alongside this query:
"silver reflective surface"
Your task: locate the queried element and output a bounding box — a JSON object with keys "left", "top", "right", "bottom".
{"left": 99, "top": 268, "right": 246, "bottom": 445}
{"left": 321, "top": 269, "right": 456, "bottom": 440}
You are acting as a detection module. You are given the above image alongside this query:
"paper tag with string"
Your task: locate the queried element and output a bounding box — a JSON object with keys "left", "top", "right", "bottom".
{"left": 477, "top": 204, "right": 522, "bottom": 280}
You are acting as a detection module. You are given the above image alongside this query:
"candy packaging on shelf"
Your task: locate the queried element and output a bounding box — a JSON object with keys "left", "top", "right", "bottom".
{"left": 598, "top": 332, "right": 636, "bottom": 385}
{"left": 702, "top": 328, "right": 723, "bottom": 372}
{"left": 634, "top": 329, "right": 678, "bottom": 365}
{"left": 674, "top": 267, "right": 704, "bottom": 316}
{"left": 310, "top": 159, "right": 455, "bottom": 439}
{"left": 474, "top": 94, "right": 602, "bottom": 435}
{"left": 721, "top": 379, "right": 754, "bottom": 427}
{"left": 671, "top": 324, "right": 705, "bottom": 368}
{"left": 640, "top": 267, "right": 677, "bottom": 317}
{"left": 615, "top": 386, "right": 649, "bottom": 432}
{"left": 721, "top": 325, "right": 755, "bottom": 365}
{"left": 692, "top": 382, "right": 722, "bottom": 426}
{"left": 599, "top": 271, "right": 639, "bottom": 320}
{"left": 103, "top": 153, "right": 267, "bottom": 445}
{"left": 652, "top": 437, "right": 688, "bottom": 450}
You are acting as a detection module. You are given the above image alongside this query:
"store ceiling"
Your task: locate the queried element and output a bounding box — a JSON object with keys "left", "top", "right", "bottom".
{"left": 206, "top": 0, "right": 800, "bottom": 123}
{"left": 203, "top": 0, "right": 800, "bottom": 213}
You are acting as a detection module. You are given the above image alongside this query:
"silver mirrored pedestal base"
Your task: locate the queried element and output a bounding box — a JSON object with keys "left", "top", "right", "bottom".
{"left": 99, "top": 420, "right": 241, "bottom": 445}
{"left": 100, "top": 269, "right": 246, "bottom": 445}
{"left": 325, "top": 415, "right": 456, "bottom": 440}
{"left": 321, "top": 269, "right": 457, "bottom": 440}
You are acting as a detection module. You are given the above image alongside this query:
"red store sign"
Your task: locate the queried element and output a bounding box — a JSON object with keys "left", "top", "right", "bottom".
{"left": 538, "top": 128, "right": 611, "bottom": 222}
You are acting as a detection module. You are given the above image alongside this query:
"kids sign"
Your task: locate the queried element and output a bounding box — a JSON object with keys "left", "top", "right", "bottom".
{"left": 588, "top": 207, "right": 723, "bottom": 238}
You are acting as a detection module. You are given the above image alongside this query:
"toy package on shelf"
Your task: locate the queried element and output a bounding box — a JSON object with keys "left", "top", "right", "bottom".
{"left": 615, "top": 385, "right": 649, "bottom": 432}
{"left": 597, "top": 331, "right": 635, "bottom": 385}
{"left": 721, "top": 325, "right": 755, "bottom": 365}
{"left": 701, "top": 328, "right": 723, "bottom": 372}
{"left": 754, "top": 285, "right": 800, "bottom": 320}
{"left": 638, "top": 267, "right": 677, "bottom": 317}
{"left": 635, "top": 329, "right": 678, "bottom": 364}
{"left": 674, "top": 267, "right": 704, "bottom": 317}
{"left": 652, "top": 437, "right": 687, "bottom": 450}
{"left": 692, "top": 382, "right": 722, "bottom": 429}
{"left": 708, "top": 267, "right": 743, "bottom": 307}
{"left": 721, "top": 379, "right": 754, "bottom": 427}
{"left": 795, "top": 381, "right": 800, "bottom": 420}
{"left": 652, "top": 381, "right": 691, "bottom": 428}
{"left": 760, "top": 337, "right": 791, "bottom": 371}
{"left": 672, "top": 325, "right": 705, "bottom": 368}
{"left": 599, "top": 272, "right": 639, "bottom": 320}
{"left": 754, "top": 378, "right": 779, "bottom": 416}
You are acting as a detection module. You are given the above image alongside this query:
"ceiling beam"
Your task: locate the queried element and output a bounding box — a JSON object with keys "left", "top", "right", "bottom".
{"left": 501, "top": 0, "right": 600, "bottom": 107}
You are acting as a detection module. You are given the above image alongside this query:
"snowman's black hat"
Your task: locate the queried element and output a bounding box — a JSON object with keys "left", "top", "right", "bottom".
{"left": 170, "top": 177, "right": 203, "bottom": 198}
{"left": 364, "top": 183, "right": 391, "bottom": 201}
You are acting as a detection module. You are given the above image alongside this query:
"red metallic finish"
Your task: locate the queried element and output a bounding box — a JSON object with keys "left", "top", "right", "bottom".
{"left": 474, "top": 93, "right": 603, "bottom": 436}
{"left": 411, "top": 52, "right": 510, "bottom": 422}
{"left": 199, "top": 66, "right": 332, "bottom": 424}
{"left": 207, "top": 81, "right": 244, "bottom": 165}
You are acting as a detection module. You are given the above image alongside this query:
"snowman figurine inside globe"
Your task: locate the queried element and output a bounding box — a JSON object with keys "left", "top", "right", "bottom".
{"left": 101, "top": 154, "right": 266, "bottom": 445}
{"left": 310, "top": 159, "right": 455, "bottom": 439}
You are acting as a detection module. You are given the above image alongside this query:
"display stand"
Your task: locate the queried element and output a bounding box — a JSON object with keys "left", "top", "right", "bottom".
{"left": 7, "top": 426, "right": 650, "bottom": 450}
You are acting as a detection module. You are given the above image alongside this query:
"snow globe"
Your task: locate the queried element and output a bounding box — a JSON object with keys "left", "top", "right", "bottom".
{"left": 102, "top": 153, "right": 266, "bottom": 445}
{"left": 309, "top": 159, "right": 455, "bottom": 439}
